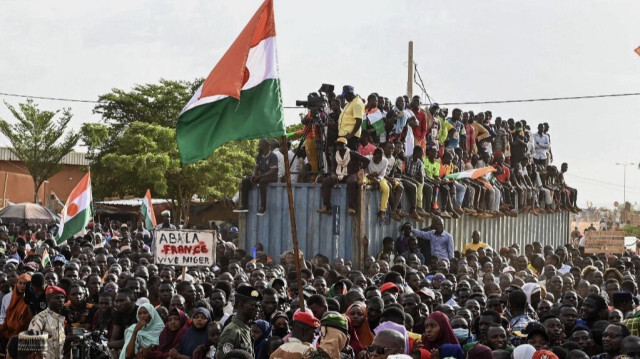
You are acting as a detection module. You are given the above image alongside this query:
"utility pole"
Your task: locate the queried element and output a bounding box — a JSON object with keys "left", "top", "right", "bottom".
{"left": 616, "top": 162, "right": 635, "bottom": 205}
{"left": 407, "top": 41, "right": 414, "bottom": 98}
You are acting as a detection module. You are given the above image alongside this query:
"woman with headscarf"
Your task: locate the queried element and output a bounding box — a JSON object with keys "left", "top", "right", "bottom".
{"left": 346, "top": 302, "right": 374, "bottom": 347}
{"left": 345, "top": 315, "right": 364, "bottom": 356}
{"left": 0, "top": 273, "right": 32, "bottom": 342}
{"left": 514, "top": 344, "right": 537, "bottom": 359}
{"left": 173, "top": 307, "right": 211, "bottom": 358}
{"left": 469, "top": 344, "right": 494, "bottom": 359}
{"left": 120, "top": 303, "right": 165, "bottom": 359}
{"left": 154, "top": 308, "right": 189, "bottom": 359}
{"left": 521, "top": 283, "right": 543, "bottom": 320}
{"left": 252, "top": 319, "right": 271, "bottom": 359}
{"left": 423, "top": 312, "right": 460, "bottom": 351}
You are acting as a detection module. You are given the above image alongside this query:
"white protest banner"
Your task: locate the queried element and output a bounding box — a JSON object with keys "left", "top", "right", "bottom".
{"left": 584, "top": 231, "right": 625, "bottom": 254}
{"left": 154, "top": 229, "right": 215, "bottom": 266}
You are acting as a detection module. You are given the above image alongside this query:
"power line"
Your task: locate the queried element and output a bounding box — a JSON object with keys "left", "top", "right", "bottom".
{"left": 0, "top": 92, "right": 100, "bottom": 104}
{"left": 565, "top": 173, "right": 640, "bottom": 193}
{"left": 438, "top": 92, "right": 640, "bottom": 106}
{"left": 413, "top": 63, "right": 436, "bottom": 105}
{"left": 3, "top": 90, "right": 640, "bottom": 108}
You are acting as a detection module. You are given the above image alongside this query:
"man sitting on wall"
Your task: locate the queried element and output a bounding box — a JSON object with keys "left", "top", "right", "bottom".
{"left": 235, "top": 139, "right": 279, "bottom": 216}
{"left": 318, "top": 137, "right": 370, "bottom": 216}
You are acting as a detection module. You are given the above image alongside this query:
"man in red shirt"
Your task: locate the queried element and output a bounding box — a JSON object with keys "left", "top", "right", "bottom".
{"left": 410, "top": 96, "right": 428, "bottom": 152}
{"left": 492, "top": 154, "right": 517, "bottom": 215}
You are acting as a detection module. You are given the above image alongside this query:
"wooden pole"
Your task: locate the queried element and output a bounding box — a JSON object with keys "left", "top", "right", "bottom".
{"left": 181, "top": 266, "right": 186, "bottom": 281}
{"left": 2, "top": 172, "right": 7, "bottom": 208}
{"left": 407, "top": 41, "right": 414, "bottom": 98}
{"left": 280, "top": 136, "right": 306, "bottom": 311}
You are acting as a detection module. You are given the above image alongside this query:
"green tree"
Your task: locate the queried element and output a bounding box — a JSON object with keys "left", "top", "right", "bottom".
{"left": 0, "top": 99, "right": 80, "bottom": 202}
{"left": 83, "top": 79, "right": 256, "bottom": 224}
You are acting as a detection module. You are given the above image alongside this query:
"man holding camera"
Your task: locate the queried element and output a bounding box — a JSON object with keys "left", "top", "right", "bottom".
{"left": 337, "top": 85, "right": 364, "bottom": 151}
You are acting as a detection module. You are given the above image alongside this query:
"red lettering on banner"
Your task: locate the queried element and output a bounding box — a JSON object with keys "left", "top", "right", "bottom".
{"left": 160, "top": 242, "right": 210, "bottom": 255}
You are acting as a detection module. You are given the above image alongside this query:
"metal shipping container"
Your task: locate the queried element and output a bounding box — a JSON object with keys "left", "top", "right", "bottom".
{"left": 239, "top": 183, "right": 570, "bottom": 268}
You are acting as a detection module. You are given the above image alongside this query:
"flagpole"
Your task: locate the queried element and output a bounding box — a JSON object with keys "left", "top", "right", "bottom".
{"left": 280, "top": 136, "right": 305, "bottom": 311}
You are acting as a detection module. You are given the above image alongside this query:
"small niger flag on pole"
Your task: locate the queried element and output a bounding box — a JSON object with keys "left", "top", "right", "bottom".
{"left": 635, "top": 46, "right": 640, "bottom": 56}
{"left": 141, "top": 189, "right": 157, "bottom": 230}
{"left": 176, "top": 0, "right": 285, "bottom": 164}
{"left": 56, "top": 172, "right": 93, "bottom": 244}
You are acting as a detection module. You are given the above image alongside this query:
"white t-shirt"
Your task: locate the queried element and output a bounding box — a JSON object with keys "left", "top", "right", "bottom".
{"left": 385, "top": 155, "right": 396, "bottom": 176}
{"left": 273, "top": 149, "right": 284, "bottom": 181}
{"left": 579, "top": 236, "right": 586, "bottom": 247}
{"left": 366, "top": 156, "right": 388, "bottom": 181}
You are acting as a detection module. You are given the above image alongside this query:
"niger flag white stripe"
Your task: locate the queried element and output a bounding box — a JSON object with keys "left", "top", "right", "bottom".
{"left": 61, "top": 190, "right": 92, "bottom": 224}
{"left": 56, "top": 172, "right": 93, "bottom": 243}
{"left": 180, "top": 36, "right": 278, "bottom": 114}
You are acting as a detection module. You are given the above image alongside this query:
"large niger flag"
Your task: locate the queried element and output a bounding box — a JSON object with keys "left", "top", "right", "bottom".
{"left": 177, "top": 0, "right": 285, "bottom": 164}
{"left": 56, "top": 172, "right": 92, "bottom": 243}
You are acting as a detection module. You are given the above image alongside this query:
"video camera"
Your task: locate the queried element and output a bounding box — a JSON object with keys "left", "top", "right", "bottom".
{"left": 71, "top": 328, "right": 111, "bottom": 359}
{"left": 295, "top": 83, "right": 334, "bottom": 109}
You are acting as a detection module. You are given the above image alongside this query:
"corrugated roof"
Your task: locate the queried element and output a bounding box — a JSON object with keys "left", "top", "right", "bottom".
{"left": 0, "top": 147, "right": 90, "bottom": 166}
{"left": 96, "top": 198, "right": 171, "bottom": 206}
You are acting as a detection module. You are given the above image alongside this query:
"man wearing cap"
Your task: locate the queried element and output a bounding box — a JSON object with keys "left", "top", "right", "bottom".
{"left": 314, "top": 312, "right": 350, "bottom": 358}
{"left": 337, "top": 85, "right": 364, "bottom": 151}
{"left": 17, "top": 330, "right": 48, "bottom": 359}
{"left": 155, "top": 210, "right": 177, "bottom": 230}
{"left": 28, "top": 286, "right": 66, "bottom": 359}
{"left": 270, "top": 311, "right": 320, "bottom": 358}
{"left": 317, "top": 137, "right": 370, "bottom": 216}
{"left": 216, "top": 286, "right": 262, "bottom": 358}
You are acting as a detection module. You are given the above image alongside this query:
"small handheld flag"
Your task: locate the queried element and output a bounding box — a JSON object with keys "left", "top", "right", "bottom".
{"left": 141, "top": 189, "right": 157, "bottom": 230}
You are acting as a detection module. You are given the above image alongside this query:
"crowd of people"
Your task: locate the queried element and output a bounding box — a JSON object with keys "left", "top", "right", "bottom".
{"left": 236, "top": 85, "right": 580, "bottom": 221}
{"left": 1, "top": 213, "right": 640, "bottom": 359}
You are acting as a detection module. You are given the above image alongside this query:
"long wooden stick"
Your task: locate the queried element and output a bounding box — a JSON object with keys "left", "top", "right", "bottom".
{"left": 281, "top": 136, "right": 305, "bottom": 311}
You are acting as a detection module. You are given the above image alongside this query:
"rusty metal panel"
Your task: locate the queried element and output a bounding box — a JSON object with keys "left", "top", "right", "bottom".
{"left": 240, "top": 184, "right": 570, "bottom": 265}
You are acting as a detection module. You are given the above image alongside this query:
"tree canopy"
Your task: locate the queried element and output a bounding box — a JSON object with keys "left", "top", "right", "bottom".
{"left": 83, "top": 79, "right": 257, "bottom": 224}
{"left": 0, "top": 99, "right": 80, "bottom": 202}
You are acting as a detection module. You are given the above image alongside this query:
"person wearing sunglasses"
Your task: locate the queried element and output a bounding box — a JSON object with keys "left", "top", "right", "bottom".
{"left": 595, "top": 324, "right": 630, "bottom": 359}
{"left": 366, "top": 329, "right": 405, "bottom": 358}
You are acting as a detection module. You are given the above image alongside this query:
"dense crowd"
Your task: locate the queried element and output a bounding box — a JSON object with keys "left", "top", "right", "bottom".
{"left": 236, "top": 85, "right": 579, "bottom": 221}
{"left": 1, "top": 213, "right": 640, "bottom": 359}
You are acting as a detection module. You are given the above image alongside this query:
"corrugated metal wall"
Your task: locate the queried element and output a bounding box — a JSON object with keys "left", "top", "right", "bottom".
{"left": 239, "top": 184, "right": 357, "bottom": 261}
{"left": 240, "top": 184, "right": 570, "bottom": 266}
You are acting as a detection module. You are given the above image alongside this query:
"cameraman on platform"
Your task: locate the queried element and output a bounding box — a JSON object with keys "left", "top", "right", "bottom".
{"left": 337, "top": 85, "right": 364, "bottom": 151}
{"left": 301, "top": 107, "right": 327, "bottom": 182}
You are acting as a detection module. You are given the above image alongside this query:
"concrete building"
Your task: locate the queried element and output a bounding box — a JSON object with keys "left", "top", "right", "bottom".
{"left": 0, "top": 147, "right": 89, "bottom": 206}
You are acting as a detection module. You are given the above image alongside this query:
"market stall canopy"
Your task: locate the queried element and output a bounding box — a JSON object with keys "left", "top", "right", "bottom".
{"left": 0, "top": 203, "right": 60, "bottom": 226}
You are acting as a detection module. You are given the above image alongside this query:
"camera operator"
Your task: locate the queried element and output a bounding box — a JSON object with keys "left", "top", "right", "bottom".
{"left": 301, "top": 106, "right": 326, "bottom": 182}
{"left": 337, "top": 85, "right": 364, "bottom": 151}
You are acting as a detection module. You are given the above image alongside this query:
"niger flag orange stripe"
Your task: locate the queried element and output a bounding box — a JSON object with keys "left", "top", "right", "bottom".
{"left": 200, "top": 0, "right": 276, "bottom": 100}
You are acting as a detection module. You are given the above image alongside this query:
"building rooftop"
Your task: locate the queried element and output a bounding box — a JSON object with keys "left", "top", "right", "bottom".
{"left": 0, "top": 147, "right": 90, "bottom": 166}
{"left": 96, "top": 198, "right": 171, "bottom": 206}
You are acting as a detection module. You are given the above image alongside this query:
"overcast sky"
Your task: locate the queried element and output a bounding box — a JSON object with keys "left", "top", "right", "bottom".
{"left": 1, "top": 0, "right": 639, "bottom": 208}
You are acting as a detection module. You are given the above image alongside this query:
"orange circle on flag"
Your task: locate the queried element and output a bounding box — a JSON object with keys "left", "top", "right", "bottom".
{"left": 67, "top": 203, "right": 79, "bottom": 217}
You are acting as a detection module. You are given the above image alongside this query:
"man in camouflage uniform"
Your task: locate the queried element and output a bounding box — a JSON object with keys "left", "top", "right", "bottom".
{"left": 216, "top": 286, "right": 262, "bottom": 358}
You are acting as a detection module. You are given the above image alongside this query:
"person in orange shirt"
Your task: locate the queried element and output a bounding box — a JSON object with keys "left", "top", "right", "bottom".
{"left": 437, "top": 151, "right": 466, "bottom": 218}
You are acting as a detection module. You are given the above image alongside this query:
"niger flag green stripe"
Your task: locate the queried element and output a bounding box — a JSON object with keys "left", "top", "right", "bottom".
{"left": 176, "top": 78, "right": 284, "bottom": 164}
